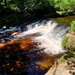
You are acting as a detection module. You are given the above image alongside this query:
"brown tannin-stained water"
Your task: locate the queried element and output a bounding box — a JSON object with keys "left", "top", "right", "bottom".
{"left": 0, "top": 38, "right": 57, "bottom": 75}
{"left": 0, "top": 19, "right": 69, "bottom": 75}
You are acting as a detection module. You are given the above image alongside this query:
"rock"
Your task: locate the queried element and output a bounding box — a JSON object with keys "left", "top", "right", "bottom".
{"left": 65, "top": 32, "right": 75, "bottom": 51}
{"left": 45, "top": 60, "right": 58, "bottom": 75}
{"left": 71, "top": 32, "right": 75, "bottom": 35}
{"left": 67, "top": 57, "right": 75, "bottom": 75}
{"left": 2, "top": 26, "right": 6, "bottom": 29}
{"left": 0, "top": 43, "right": 6, "bottom": 48}
{"left": 45, "top": 60, "right": 72, "bottom": 75}
{"left": 11, "top": 32, "right": 20, "bottom": 37}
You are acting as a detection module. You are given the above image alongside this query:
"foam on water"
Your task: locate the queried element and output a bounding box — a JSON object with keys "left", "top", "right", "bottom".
{"left": 16, "top": 20, "right": 69, "bottom": 55}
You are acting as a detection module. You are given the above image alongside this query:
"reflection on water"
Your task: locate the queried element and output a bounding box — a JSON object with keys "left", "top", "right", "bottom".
{"left": 51, "top": 15, "right": 75, "bottom": 25}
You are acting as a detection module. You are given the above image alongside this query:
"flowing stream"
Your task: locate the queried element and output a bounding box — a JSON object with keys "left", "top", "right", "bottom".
{"left": 16, "top": 19, "right": 69, "bottom": 55}
{"left": 0, "top": 19, "right": 70, "bottom": 75}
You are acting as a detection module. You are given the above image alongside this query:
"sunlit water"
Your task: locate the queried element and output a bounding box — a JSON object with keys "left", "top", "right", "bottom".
{"left": 0, "top": 19, "right": 70, "bottom": 75}
{"left": 16, "top": 19, "right": 69, "bottom": 55}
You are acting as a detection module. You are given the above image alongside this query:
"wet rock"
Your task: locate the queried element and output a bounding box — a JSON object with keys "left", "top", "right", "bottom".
{"left": 67, "top": 57, "right": 75, "bottom": 75}
{"left": 2, "top": 26, "right": 6, "bottom": 29}
{"left": 11, "top": 32, "right": 20, "bottom": 36}
{"left": 0, "top": 26, "right": 22, "bottom": 43}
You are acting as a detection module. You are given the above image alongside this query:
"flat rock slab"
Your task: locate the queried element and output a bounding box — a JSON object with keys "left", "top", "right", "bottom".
{"left": 45, "top": 61, "right": 72, "bottom": 75}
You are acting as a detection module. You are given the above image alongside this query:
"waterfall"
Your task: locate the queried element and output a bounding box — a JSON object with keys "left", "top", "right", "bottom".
{"left": 0, "top": 19, "right": 70, "bottom": 75}
{"left": 15, "top": 19, "right": 69, "bottom": 55}
{"left": 0, "top": 19, "right": 69, "bottom": 55}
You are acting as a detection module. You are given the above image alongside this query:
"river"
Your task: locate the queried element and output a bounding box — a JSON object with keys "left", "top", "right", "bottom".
{"left": 0, "top": 15, "right": 75, "bottom": 75}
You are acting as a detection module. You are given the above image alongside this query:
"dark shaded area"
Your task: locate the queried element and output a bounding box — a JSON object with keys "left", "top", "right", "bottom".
{"left": 0, "top": 38, "right": 55, "bottom": 75}
{"left": 0, "top": 0, "right": 58, "bottom": 28}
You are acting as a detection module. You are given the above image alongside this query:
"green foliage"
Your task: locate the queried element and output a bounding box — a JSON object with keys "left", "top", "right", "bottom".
{"left": 69, "top": 21, "right": 75, "bottom": 33}
{"left": 54, "top": 0, "right": 75, "bottom": 15}
{"left": 62, "top": 34, "right": 75, "bottom": 59}
{"left": 62, "top": 20, "right": 75, "bottom": 61}
{"left": 48, "top": 0, "right": 75, "bottom": 15}
{"left": 48, "top": 0, "right": 55, "bottom": 6}
{"left": 1, "top": 0, "right": 75, "bottom": 28}
{"left": 62, "top": 21, "right": 75, "bottom": 55}
{"left": 62, "top": 35, "right": 68, "bottom": 47}
{"left": 0, "top": 0, "right": 57, "bottom": 28}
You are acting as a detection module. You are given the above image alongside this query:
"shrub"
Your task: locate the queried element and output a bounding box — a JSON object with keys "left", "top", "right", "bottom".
{"left": 62, "top": 34, "right": 75, "bottom": 52}
{"left": 51, "top": 0, "right": 75, "bottom": 15}
{"left": 62, "top": 20, "right": 75, "bottom": 53}
{"left": 69, "top": 21, "right": 75, "bottom": 33}
{"left": 62, "top": 35, "right": 68, "bottom": 48}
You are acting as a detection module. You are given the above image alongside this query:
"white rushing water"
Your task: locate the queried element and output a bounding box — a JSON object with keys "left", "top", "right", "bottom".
{"left": 16, "top": 19, "right": 69, "bottom": 55}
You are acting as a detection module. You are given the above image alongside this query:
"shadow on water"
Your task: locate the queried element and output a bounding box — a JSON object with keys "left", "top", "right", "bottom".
{"left": 0, "top": 44, "right": 57, "bottom": 75}
{"left": 0, "top": 37, "right": 59, "bottom": 75}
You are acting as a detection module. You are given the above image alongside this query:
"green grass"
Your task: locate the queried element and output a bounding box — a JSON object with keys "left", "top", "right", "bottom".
{"left": 69, "top": 20, "right": 75, "bottom": 33}
{"left": 62, "top": 35, "right": 68, "bottom": 47}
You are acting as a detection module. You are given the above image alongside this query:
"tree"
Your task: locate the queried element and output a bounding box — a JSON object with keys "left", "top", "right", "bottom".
{"left": 54, "top": 0, "right": 75, "bottom": 15}
{"left": 4, "top": 0, "right": 7, "bottom": 5}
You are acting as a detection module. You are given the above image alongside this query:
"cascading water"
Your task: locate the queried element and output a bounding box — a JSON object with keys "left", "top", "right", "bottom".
{"left": 15, "top": 19, "right": 70, "bottom": 55}
{"left": 0, "top": 19, "right": 70, "bottom": 75}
